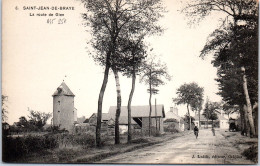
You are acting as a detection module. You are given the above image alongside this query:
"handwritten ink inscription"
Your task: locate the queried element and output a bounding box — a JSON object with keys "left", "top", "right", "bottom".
{"left": 47, "top": 18, "right": 66, "bottom": 24}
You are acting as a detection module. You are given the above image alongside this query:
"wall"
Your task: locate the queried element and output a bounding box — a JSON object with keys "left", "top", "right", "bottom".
{"left": 74, "top": 108, "right": 77, "bottom": 123}
{"left": 53, "top": 95, "right": 74, "bottom": 132}
{"left": 142, "top": 117, "right": 164, "bottom": 134}
{"left": 220, "top": 120, "right": 229, "bottom": 129}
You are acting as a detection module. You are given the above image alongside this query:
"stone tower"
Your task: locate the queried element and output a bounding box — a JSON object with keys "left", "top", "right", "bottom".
{"left": 52, "top": 81, "right": 75, "bottom": 132}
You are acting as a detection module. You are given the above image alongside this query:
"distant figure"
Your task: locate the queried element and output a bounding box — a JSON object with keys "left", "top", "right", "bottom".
{"left": 194, "top": 126, "right": 199, "bottom": 139}
{"left": 212, "top": 128, "right": 215, "bottom": 136}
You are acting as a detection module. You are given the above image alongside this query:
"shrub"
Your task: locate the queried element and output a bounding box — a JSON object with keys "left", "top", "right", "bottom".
{"left": 57, "top": 132, "right": 96, "bottom": 148}
{"left": 164, "top": 123, "right": 179, "bottom": 133}
{"left": 242, "top": 145, "right": 258, "bottom": 163}
{"left": 131, "top": 138, "right": 150, "bottom": 144}
{"left": 153, "top": 130, "right": 162, "bottom": 137}
{"left": 132, "top": 129, "right": 142, "bottom": 136}
{"left": 73, "top": 133, "right": 96, "bottom": 147}
{"left": 2, "top": 134, "right": 58, "bottom": 162}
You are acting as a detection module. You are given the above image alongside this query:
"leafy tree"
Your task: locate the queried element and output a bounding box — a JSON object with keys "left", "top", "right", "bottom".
{"left": 81, "top": 0, "right": 165, "bottom": 146}
{"left": 2, "top": 95, "right": 8, "bottom": 122}
{"left": 192, "top": 96, "right": 203, "bottom": 128}
{"left": 181, "top": 0, "right": 258, "bottom": 26}
{"left": 181, "top": 0, "right": 258, "bottom": 136}
{"left": 140, "top": 56, "right": 171, "bottom": 136}
{"left": 204, "top": 20, "right": 258, "bottom": 136}
{"left": 183, "top": 114, "right": 195, "bottom": 130}
{"left": 222, "top": 102, "right": 239, "bottom": 119}
{"left": 27, "top": 108, "right": 52, "bottom": 130}
{"left": 119, "top": 36, "right": 147, "bottom": 143}
{"left": 16, "top": 116, "right": 29, "bottom": 130}
{"left": 203, "top": 100, "right": 220, "bottom": 129}
{"left": 173, "top": 82, "right": 204, "bottom": 130}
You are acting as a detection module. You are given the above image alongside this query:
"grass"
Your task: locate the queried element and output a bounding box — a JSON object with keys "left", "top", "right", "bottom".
{"left": 219, "top": 130, "right": 258, "bottom": 163}
{"left": 242, "top": 145, "right": 258, "bottom": 163}
{"left": 3, "top": 131, "right": 192, "bottom": 163}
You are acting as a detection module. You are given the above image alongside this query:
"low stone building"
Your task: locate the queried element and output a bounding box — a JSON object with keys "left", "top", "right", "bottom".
{"left": 164, "top": 106, "right": 185, "bottom": 131}
{"left": 86, "top": 105, "right": 165, "bottom": 135}
{"left": 88, "top": 113, "right": 138, "bottom": 135}
{"left": 108, "top": 105, "right": 165, "bottom": 134}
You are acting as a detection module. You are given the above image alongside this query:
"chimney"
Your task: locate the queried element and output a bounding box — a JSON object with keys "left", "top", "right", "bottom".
{"left": 174, "top": 107, "right": 178, "bottom": 115}
{"left": 170, "top": 107, "right": 178, "bottom": 115}
{"left": 170, "top": 107, "right": 174, "bottom": 112}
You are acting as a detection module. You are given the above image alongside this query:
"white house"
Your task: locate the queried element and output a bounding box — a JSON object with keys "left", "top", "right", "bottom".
{"left": 164, "top": 106, "right": 185, "bottom": 131}
{"left": 193, "top": 111, "right": 229, "bottom": 129}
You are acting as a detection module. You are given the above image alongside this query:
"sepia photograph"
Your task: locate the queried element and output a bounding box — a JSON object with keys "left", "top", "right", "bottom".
{"left": 2, "top": 0, "right": 259, "bottom": 164}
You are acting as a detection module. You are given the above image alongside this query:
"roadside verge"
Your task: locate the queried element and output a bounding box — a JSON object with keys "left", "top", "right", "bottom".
{"left": 71, "top": 131, "right": 192, "bottom": 163}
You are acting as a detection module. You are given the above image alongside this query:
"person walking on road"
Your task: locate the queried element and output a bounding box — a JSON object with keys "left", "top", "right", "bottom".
{"left": 194, "top": 126, "right": 199, "bottom": 139}
{"left": 212, "top": 128, "right": 215, "bottom": 136}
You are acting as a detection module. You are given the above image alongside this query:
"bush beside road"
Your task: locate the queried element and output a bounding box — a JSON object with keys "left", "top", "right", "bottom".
{"left": 219, "top": 130, "right": 258, "bottom": 163}
{"left": 3, "top": 131, "right": 192, "bottom": 163}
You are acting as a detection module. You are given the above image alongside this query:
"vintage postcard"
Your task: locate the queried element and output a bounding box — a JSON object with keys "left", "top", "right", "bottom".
{"left": 2, "top": 0, "right": 258, "bottom": 164}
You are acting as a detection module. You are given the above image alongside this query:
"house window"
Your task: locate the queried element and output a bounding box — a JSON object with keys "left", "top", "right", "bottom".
{"left": 58, "top": 101, "right": 60, "bottom": 105}
{"left": 58, "top": 110, "right": 60, "bottom": 113}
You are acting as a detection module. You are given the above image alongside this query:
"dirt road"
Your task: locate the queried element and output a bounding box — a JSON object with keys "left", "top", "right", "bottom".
{"left": 97, "top": 129, "right": 254, "bottom": 164}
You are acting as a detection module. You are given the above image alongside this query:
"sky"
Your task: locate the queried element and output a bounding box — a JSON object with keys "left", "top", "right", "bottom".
{"left": 3, "top": 0, "right": 228, "bottom": 124}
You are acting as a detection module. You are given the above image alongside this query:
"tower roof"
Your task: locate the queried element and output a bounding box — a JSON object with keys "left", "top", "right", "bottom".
{"left": 52, "top": 82, "right": 75, "bottom": 97}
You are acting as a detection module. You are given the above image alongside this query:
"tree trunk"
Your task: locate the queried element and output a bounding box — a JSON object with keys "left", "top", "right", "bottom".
{"left": 206, "top": 117, "right": 208, "bottom": 129}
{"left": 149, "top": 88, "right": 152, "bottom": 136}
{"left": 187, "top": 104, "right": 191, "bottom": 130}
{"left": 253, "top": 103, "right": 258, "bottom": 136}
{"left": 239, "top": 106, "right": 245, "bottom": 135}
{"left": 212, "top": 119, "right": 214, "bottom": 129}
{"left": 127, "top": 65, "right": 136, "bottom": 144}
{"left": 243, "top": 105, "right": 250, "bottom": 137}
{"left": 96, "top": 53, "right": 111, "bottom": 147}
{"left": 155, "top": 98, "right": 158, "bottom": 132}
{"left": 113, "top": 69, "right": 121, "bottom": 144}
{"left": 198, "top": 110, "right": 201, "bottom": 128}
{"left": 149, "top": 72, "right": 152, "bottom": 136}
{"left": 241, "top": 66, "right": 256, "bottom": 136}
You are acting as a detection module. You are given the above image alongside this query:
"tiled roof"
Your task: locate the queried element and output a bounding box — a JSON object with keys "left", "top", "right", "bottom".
{"left": 52, "top": 82, "right": 75, "bottom": 97}
{"left": 118, "top": 116, "right": 137, "bottom": 125}
{"left": 165, "top": 111, "right": 182, "bottom": 121}
{"left": 89, "top": 113, "right": 136, "bottom": 125}
{"left": 108, "top": 105, "right": 165, "bottom": 118}
{"left": 92, "top": 113, "right": 112, "bottom": 121}
{"left": 83, "top": 119, "right": 89, "bottom": 123}
{"left": 164, "top": 118, "right": 179, "bottom": 123}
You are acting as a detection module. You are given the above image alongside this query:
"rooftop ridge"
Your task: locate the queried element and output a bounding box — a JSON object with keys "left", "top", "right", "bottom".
{"left": 52, "top": 81, "right": 75, "bottom": 97}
